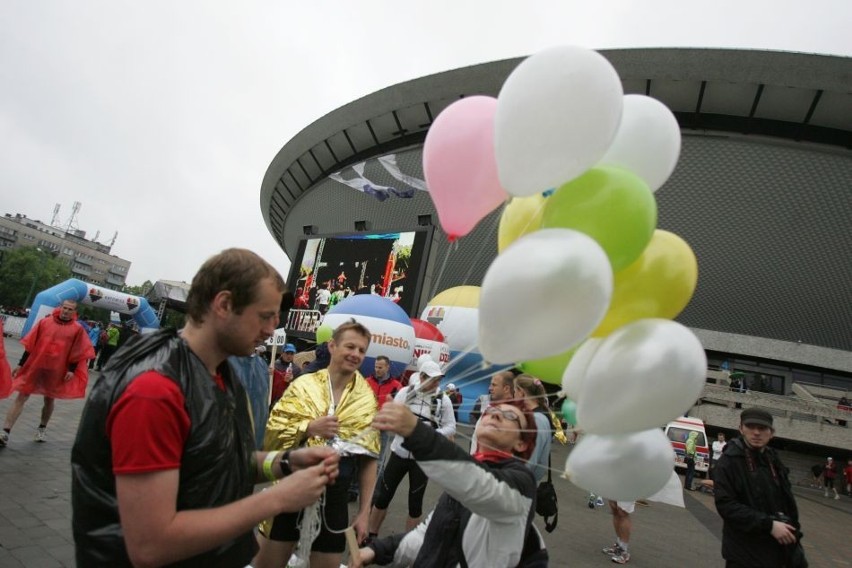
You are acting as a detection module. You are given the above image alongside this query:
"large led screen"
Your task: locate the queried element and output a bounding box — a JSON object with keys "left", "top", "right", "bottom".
{"left": 284, "top": 228, "right": 433, "bottom": 339}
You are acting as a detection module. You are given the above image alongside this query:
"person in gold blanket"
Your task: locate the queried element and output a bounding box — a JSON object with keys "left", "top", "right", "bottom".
{"left": 254, "top": 319, "right": 380, "bottom": 568}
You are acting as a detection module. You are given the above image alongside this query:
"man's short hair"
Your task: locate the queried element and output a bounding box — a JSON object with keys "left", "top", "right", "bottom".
{"left": 375, "top": 355, "right": 390, "bottom": 364}
{"left": 185, "top": 248, "right": 285, "bottom": 323}
{"left": 497, "top": 370, "right": 515, "bottom": 391}
{"left": 331, "top": 318, "right": 371, "bottom": 344}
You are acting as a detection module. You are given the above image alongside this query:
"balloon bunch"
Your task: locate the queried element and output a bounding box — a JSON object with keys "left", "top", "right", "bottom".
{"left": 423, "top": 46, "right": 705, "bottom": 502}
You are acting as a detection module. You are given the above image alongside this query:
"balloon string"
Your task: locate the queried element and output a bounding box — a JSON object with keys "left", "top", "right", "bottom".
{"left": 426, "top": 238, "right": 456, "bottom": 307}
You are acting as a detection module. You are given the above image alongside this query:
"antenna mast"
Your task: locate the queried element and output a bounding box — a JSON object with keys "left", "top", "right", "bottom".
{"left": 65, "top": 201, "right": 82, "bottom": 233}
{"left": 50, "top": 204, "right": 62, "bottom": 227}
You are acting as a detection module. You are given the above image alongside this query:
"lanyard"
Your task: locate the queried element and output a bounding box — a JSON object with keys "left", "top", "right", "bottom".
{"left": 326, "top": 374, "right": 338, "bottom": 416}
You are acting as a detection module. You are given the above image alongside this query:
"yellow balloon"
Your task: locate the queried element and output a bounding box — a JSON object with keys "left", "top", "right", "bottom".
{"left": 497, "top": 194, "right": 546, "bottom": 252}
{"left": 592, "top": 230, "right": 697, "bottom": 337}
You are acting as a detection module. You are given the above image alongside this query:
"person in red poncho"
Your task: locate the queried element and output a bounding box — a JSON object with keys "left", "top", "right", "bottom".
{"left": 0, "top": 299, "right": 94, "bottom": 447}
{"left": 0, "top": 319, "right": 13, "bottom": 399}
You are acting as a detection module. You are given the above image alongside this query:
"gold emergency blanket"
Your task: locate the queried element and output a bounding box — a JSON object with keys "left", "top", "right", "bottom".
{"left": 263, "top": 369, "right": 380, "bottom": 456}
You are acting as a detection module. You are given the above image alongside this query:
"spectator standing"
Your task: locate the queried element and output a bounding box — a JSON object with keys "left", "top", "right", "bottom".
{"left": 470, "top": 370, "right": 515, "bottom": 453}
{"left": 0, "top": 319, "right": 12, "bottom": 399}
{"left": 271, "top": 343, "right": 302, "bottom": 407}
{"left": 70, "top": 248, "right": 339, "bottom": 567}
{"left": 823, "top": 457, "right": 840, "bottom": 500}
{"left": 711, "top": 432, "right": 727, "bottom": 479}
{"left": 1, "top": 300, "right": 94, "bottom": 446}
{"left": 601, "top": 501, "right": 636, "bottom": 565}
{"left": 365, "top": 355, "right": 402, "bottom": 474}
{"left": 255, "top": 320, "right": 380, "bottom": 568}
{"left": 367, "top": 360, "right": 454, "bottom": 537}
{"left": 86, "top": 322, "right": 102, "bottom": 369}
{"left": 514, "top": 375, "right": 553, "bottom": 484}
{"left": 844, "top": 458, "right": 852, "bottom": 497}
{"left": 684, "top": 431, "right": 699, "bottom": 491}
{"left": 96, "top": 323, "right": 120, "bottom": 371}
{"left": 446, "top": 382, "right": 463, "bottom": 422}
{"left": 714, "top": 407, "right": 806, "bottom": 568}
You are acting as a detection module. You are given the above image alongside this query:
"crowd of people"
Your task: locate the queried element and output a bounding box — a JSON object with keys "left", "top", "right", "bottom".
{"left": 1, "top": 246, "right": 848, "bottom": 567}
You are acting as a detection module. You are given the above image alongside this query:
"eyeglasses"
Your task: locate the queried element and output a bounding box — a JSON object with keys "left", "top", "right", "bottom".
{"left": 484, "top": 405, "right": 522, "bottom": 424}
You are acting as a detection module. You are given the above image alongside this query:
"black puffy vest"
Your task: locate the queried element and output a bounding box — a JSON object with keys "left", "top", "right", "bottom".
{"left": 71, "top": 328, "right": 257, "bottom": 567}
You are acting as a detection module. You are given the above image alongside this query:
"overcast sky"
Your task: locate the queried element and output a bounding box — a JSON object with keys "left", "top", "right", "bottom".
{"left": 1, "top": 1, "right": 848, "bottom": 286}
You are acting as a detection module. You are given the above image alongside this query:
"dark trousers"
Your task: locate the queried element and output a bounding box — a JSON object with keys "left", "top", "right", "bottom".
{"left": 685, "top": 457, "right": 696, "bottom": 490}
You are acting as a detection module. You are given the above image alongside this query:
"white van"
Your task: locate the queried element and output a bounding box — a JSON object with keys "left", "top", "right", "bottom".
{"left": 664, "top": 416, "right": 710, "bottom": 475}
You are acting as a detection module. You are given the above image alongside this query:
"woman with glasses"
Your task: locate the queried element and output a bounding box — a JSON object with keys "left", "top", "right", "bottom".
{"left": 350, "top": 400, "right": 548, "bottom": 567}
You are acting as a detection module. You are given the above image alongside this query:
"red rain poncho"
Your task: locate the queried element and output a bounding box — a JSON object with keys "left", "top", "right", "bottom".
{"left": 0, "top": 319, "right": 12, "bottom": 398}
{"left": 12, "top": 308, "right": 95, "bottom": 398}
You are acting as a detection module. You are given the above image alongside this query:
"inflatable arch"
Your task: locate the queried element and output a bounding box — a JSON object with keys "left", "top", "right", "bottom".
{"left": 21, "top": 279, "right": 160, "bottom": 337}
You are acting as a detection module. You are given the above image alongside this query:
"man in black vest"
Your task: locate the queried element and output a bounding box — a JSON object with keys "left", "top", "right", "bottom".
{"left": 713, "top": 407, "right": 806, "bottom": 568}
{"left": 71, "top": 248, "right": 340, "bottom": 567}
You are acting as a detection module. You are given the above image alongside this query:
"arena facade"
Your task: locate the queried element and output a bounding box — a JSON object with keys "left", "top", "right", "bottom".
{"left": 261, "top": 48, "right": 852, "bottom": 391}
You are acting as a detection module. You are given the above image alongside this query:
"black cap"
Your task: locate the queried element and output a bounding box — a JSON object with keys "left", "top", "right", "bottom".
{"left": 740, "top": 407, "right": 773, "bottom": 428}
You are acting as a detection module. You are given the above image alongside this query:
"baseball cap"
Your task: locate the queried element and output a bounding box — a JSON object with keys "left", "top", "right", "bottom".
{"left": 446, "top": 383, "right": 456, "bottom": 390}
{"left": 740, "top": 407, "right": 773, "bottom": 428}
{"left": 284, "top": 343, "right": 296, "bottom": 353}
{"left": 420, "top": 360, "right": 443, "bottom": 379}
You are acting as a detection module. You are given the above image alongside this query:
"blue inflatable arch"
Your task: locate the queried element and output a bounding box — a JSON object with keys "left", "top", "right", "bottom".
{"left": 21, "top": 278, "right": 160, "bottom": 337}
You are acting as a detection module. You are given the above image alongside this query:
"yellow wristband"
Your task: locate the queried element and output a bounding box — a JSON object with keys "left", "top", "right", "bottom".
{"left": 263, "top": 451, "right": 281, "bottom": 482}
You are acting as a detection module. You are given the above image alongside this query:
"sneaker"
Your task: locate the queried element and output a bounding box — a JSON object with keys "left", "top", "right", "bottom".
{"left": 34, "top": 427, "right": 46, "bottom": 443}
{"left": 602, "top": 543, "right": 623, "bottom": 555}
{"left": 595, "top": 497, "right": 605, "bottom": 507}
{"left": 611, "top": 550, "right": 631, "bottom": 564}
{"left": 588, "top": 494, "right": 597, "bottom": 509}
{"left": 835, "top": 495, "right": 841, "bottom": 500}
{"left": 0, "top": 431, "right": 8, "bottom": 447}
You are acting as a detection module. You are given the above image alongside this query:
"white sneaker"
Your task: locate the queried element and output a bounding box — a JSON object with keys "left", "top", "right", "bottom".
{"left": 0, "top": 430, "right": 8, "bottom": 447}
{"left": 34, "top": 427, "right": 46, "bottom": 443}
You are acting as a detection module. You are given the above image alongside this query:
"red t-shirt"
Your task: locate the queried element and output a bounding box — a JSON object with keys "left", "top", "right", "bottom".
{"left": 107, "top": 370, "right": 224, "bottom": 475}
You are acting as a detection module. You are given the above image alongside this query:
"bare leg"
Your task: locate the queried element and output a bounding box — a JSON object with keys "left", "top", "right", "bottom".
{"left": 404, "top": 515, "right": 421, "bottom": 531}
{"left": 40, "top": 397, "right": 55, "bottom": 426}
{"left": 3, "top": 393, "right": 30, "bottom": 431}
{"left": 251, "top": 537, "right": 295, "bottom": 568}
{"left": 310, "top": 551, "right": 342, "bottom": 568}
{"left": 613, "top": 511, "right": 632, "bottom": 546}
{"left": 368, "top": 507, "right": 388, "bottom": 535}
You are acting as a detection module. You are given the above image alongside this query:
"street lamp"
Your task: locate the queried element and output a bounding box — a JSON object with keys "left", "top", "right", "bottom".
{"left": 23, "top": 273, "right": 39, "bottom": 308}
{"left": 23, "top": 247, "right": 45, "bottom": 308}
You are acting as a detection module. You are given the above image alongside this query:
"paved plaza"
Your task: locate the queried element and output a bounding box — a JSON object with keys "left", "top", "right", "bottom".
{"left": 0, "top": 337, "right": 849, "bottom": 567}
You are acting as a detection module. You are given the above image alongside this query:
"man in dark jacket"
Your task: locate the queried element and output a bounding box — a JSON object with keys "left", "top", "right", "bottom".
{"left": 71, "top": 249, "right": 340, "bottom": 568}
{"left": 713, "top": 407, "right": 807, "bottom": 568}
{"left": 350, "top": 399, "right": 547, "bottom": 567}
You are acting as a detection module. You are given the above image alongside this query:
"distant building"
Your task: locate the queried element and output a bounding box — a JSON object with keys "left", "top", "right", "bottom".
{"left": 0, "top": 213, "right": 131, "bottom": 290}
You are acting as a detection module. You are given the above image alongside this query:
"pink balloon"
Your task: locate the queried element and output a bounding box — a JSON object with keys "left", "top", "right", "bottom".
{"left": 423, "top": 96, "right": 508, "bottom": 239}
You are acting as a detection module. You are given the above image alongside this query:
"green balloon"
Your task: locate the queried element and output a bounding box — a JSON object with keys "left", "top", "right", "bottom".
{"left": 541, "top": 166, "right": 657, "bottom": 272}
{"left": 561, "top": 398, "right": 578, "bottom": 426}
{"left": 518, "top": 346, "right": 578, "bottom": 385}
{"left": 315, "top": 324, "right": 333, "bottom": 344}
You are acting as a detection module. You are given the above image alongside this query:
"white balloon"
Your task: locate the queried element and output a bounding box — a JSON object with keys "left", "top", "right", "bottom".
{"left": 495, "top": 45, "right": 624, "bottom": 197}
{"left": 576, "top": 319, "right": 707, "bottom": 435}
{"left": 561, "top": 338, "right": 602, "bottom": 401}
{"left": 564, "top": 428, "right": 674, "bottom": 501}
{"left": 478, "top": 229, "right": 612, "bottom": 365}
{"left": 599, "top": 94, "right": 682, "bottom": 192}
